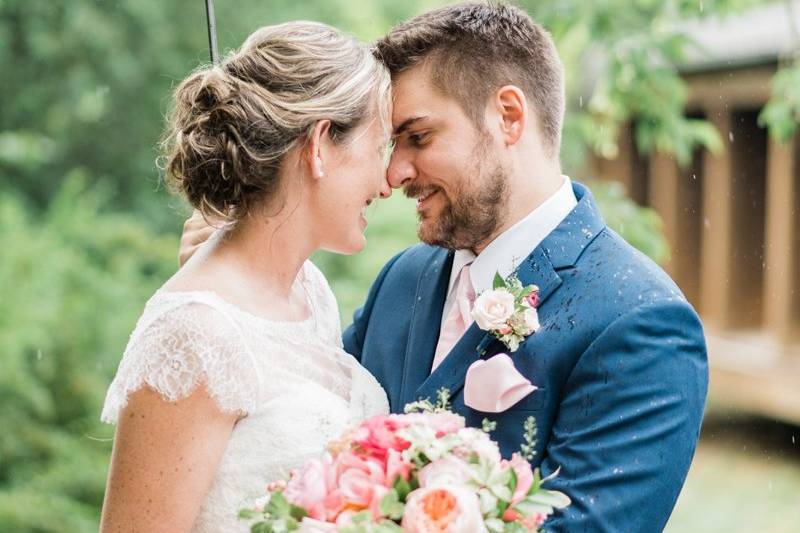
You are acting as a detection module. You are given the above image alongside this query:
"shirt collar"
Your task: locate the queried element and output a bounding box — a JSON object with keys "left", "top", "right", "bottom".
{"left": 448, "top": 176, "right": 578, "bottom": 296}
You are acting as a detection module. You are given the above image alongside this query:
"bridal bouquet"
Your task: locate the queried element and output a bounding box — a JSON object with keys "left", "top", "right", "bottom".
{"left": 240, "top": 391, "right": 570, "bottom": 532}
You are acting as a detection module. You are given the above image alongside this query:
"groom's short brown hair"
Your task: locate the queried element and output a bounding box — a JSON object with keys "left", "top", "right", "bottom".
{"left": 374, "top": 1, "right": 564, "bottom": 157}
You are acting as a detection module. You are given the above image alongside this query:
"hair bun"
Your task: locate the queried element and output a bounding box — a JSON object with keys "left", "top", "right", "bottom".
{"left": 193, "top": 68, "right": 234, "bottom": 113}
{"left": 161, "top": 21, "right": 390, "bottom": 225}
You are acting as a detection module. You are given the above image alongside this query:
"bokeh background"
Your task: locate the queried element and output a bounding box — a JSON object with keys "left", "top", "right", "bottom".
{"left": 1, "top": 0, "right": 799, "bottom": 531}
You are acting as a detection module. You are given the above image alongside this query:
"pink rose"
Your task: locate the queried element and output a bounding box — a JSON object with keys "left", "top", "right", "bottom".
{"left": 283, "top": 457, "right": 333, "bottom": 520}
{"left": 417, "top": 456, "right": 473, "bottom": 488}
{"left": 525, "top": 290, "right": 540, "bottom": 309}
{"left": 353, "top": 415, "right": 411, "bottom": 462}
{"left": 331, "top": 452, "right": 387, "bottom": 517}
{"left": 507, "top": 453, "right": 534, "bottom": 505}
{"left": 402, "top": 485, "right": 488, "bottom": 533}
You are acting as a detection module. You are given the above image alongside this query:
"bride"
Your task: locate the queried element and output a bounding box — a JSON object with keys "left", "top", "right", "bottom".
{"left": 99, "top": 21, "right": 392, "bottom": 532}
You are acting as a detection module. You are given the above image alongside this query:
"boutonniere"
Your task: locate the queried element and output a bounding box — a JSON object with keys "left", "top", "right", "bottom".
{"left": 471, "top": 271, "right": 540, "bottom": 352}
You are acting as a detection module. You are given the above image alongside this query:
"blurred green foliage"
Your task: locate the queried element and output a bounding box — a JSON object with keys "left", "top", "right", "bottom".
{"left": 1, "top": 0, "right": 796, "bottom": 530}
{"left": 0, "top": 176, "right": 177, "bottom": 531}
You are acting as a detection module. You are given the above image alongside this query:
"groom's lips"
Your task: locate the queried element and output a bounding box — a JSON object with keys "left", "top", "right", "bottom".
{"left": 416, "top": 189, "right": 440, "bottom": 212}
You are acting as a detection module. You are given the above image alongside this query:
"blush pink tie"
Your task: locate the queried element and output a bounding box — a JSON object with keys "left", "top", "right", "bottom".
{"left": 431, "top": 264, "right": 476, "bottom": 372}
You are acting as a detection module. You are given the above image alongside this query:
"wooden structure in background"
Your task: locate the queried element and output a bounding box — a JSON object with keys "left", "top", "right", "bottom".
{"left": 590, "top": 62, "right": 800, "bottom": 424}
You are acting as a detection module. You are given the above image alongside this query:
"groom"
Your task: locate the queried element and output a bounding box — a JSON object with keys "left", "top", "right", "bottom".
{"left": 179, "top": 3, "right": 708, "bottom": 530}
{"left": 344, "top": 2, "right": 708, "bottom": 532}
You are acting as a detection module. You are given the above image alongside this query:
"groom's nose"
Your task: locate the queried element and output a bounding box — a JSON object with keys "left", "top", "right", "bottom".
{"left": 387, "top": 152, "right": 416, "bottom": 189}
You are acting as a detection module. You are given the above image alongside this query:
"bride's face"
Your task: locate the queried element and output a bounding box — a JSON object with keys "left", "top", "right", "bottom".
{"left": 311, "top": 109, "right": 392, "bottom": 254}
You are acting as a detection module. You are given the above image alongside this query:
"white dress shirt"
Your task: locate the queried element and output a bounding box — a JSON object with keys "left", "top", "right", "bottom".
{"left": 440, "top": 176, "right": 578, "bottom": 328}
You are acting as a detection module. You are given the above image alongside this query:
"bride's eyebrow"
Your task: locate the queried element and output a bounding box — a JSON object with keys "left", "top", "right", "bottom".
{"left": 393, "top": 116, "right": 428, "bottom": 137}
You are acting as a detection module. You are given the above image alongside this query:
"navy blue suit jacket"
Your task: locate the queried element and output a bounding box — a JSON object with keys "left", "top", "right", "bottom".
{"left": 343, "top": 182, "right": 708, "bottom": 532}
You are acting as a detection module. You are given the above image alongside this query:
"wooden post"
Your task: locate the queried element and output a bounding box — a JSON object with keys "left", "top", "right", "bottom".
{"left": 764, "top": 134, "right": 799, "bottom": 343}
{"left": 699, "top": 109, "right": 734, "bottom": 328}
{"left": 648, "top": 151, "right": 680, "bottom": 276}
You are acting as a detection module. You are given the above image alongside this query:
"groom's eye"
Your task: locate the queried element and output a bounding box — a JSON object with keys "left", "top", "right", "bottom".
{"left": 408, "top": 131, "right": 429, "bottom": 146}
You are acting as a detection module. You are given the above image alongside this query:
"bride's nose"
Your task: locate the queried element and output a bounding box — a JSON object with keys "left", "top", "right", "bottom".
{"left": 378, "top": 172, "right": 392, "bottom": 199}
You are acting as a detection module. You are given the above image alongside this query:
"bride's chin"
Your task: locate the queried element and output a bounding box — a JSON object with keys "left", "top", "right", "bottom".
{"left": 325, "top": 232, "right": 366, "bottom": 255}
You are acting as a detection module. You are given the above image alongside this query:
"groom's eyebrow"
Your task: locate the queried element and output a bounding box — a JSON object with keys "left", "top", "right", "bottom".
{"left": 393, "top": 116, "right": 427, "bottom": 136}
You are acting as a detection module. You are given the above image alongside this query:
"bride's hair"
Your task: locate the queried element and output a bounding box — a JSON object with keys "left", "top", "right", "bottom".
{"left": 161, "top": 21, "right": 390, "bottom": 223}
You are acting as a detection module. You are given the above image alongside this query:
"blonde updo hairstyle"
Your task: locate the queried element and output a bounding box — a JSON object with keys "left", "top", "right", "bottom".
{"left": 162, "top": 21, "right": 391, "bottom": 223}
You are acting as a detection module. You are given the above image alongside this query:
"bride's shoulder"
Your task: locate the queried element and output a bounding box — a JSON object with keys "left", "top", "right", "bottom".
{"left": 101, "top": 292, "right": 260, "bottom": 425}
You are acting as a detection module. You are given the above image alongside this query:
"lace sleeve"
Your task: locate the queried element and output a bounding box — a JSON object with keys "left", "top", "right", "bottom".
{"left": 101, "top": 299, "right": 260, "bottom": 424}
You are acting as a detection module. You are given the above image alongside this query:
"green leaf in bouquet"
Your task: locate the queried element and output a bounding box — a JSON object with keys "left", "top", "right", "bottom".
{"left": 251, "top": 522, "right": 275, "bottom": 533}
{"left": 435, "top": 388, "right": 452, "bottom": 410}
{"left": 379, "top": 489, "right": 405, "bottom": 520}
{"left": 539, "top": 465, "right": 561, "bottom": 485}
{"left": 523, "top": 284, "right": 537, "bottom": 295}
{"left": 265, "top": 492, "right": 298, "bottom": 521}
{"left": 512, "top": 499, "right": 555, "bottom": 517}
{"left": 493, "top": 272, "right": 506, "bottom": 289}
{"left": 393, "top": 476, "right": 412, "bottom": 501}
{"left": 289, "top": 503, "right": 307, "bottom": 521}
{"left": 503, "top": 521, "right": 529, "bottom": 533}
{"left": 519, "top": 416, "right": 538, "bottom": 461}
{"left": 484, "top": 517, "right": 506, "bottom": 532}
{"left": 239, "top": 508, "right": 260, "bottom": 520}
{"left": 478, "top": 488, "right": 500, "bottom": 516}
{"left": 526, "top": 490, "right": 571, "bottom": 509}
{"left": 508, "top": 467, "right": 518, "bottom": 499}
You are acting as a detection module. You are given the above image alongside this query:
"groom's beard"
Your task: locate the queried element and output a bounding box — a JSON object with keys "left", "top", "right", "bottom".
{"left": 406, "top": 161, "right": 508, "bottom": 252}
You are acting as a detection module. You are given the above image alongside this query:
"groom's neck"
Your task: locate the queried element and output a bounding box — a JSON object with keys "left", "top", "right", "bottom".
{"left": 470, "top": 162, "right": 563, "bottom": 256}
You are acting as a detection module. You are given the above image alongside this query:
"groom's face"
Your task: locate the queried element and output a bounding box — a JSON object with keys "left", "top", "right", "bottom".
{"left": 387, "top": 65, "right": 508, "bottom": 251}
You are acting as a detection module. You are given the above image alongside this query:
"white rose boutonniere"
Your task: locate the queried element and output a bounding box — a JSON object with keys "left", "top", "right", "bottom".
{"left": 471, "top": 272, "right": 540, "bottom": 352}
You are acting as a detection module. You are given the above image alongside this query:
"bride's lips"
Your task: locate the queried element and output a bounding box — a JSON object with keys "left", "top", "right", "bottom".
{"left": 360, "top": 198, "right": 373, "bottom": 228}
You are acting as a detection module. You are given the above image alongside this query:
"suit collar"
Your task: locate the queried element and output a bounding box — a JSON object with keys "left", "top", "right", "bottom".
{"left": 541, "top": 181, "right": 605, "bottom": 270}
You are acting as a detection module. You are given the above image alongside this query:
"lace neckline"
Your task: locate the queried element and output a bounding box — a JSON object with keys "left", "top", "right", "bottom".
{"left": 154, "top": 263, "right": 316, "bottom": 329}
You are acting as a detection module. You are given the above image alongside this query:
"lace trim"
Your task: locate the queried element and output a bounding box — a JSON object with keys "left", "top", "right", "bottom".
{"left": 101, "top": 297, "right": 261, "bottom": 424}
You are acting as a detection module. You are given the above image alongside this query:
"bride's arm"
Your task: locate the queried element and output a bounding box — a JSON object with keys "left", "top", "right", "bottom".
{"left": 100, "top": 384, "right": 238, "bottom": 533}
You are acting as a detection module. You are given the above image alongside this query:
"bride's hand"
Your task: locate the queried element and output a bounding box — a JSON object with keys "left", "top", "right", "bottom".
{"left": 178, "top": 210, "right": 218, "bottom": 267}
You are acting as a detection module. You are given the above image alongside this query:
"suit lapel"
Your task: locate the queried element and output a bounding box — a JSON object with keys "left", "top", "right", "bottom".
{"left": 413, "top": 182, "right": 606, "bottom": 404}
{"left": 397, "top": 248, "right": 453, "bottom": 411}
{"left": 414, "top": 249, "right": 563, "bottom": 402}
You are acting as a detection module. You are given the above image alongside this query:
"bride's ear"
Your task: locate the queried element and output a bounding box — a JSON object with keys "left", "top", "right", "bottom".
{"left": 306, "top": 119, "right": 332, "bottom": 180}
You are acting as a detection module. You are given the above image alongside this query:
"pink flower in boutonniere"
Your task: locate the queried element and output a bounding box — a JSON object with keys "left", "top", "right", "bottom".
{"left": 525, "top": 289, "right": 540, "bottom": 309}
{"left": 471, "top": 272, "right": 540, "bottom": 352}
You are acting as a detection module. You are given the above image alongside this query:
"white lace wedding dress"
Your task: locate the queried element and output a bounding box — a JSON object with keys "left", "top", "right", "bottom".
{"left": 101, "top": 261, "right": 389, "bottom": 532}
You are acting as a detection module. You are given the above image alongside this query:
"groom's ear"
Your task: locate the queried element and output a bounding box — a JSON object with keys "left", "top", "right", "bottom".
{"left": 492, "top": 85, "right": 527, "bottom": 147}
{"left": 306, "top": 119, "right": 332, "bottom": 180}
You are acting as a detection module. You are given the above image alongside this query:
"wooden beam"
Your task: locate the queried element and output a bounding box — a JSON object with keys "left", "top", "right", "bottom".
{"left": 685, "top": 65, "right": 775, "bottom": 111}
